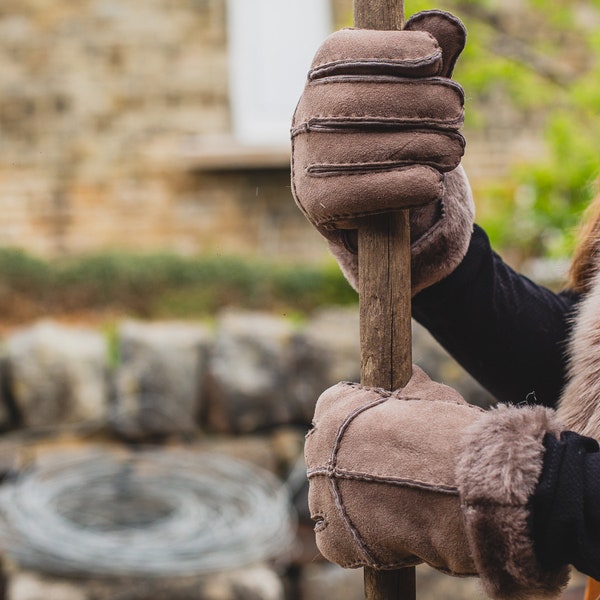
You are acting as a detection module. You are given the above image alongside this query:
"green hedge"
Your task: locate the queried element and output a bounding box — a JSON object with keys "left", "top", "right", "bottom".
{"left": 0, "top": 248, "right": 357, "bottom": 323}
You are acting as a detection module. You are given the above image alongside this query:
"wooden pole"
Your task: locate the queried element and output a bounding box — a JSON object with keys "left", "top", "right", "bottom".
{"left": 353, "top": 1, "right": 416, "bottom": 599}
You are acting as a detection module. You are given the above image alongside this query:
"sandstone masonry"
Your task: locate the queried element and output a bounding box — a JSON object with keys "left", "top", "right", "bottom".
{"left": 0, "top": 0, "right": 548, "bottom": 261}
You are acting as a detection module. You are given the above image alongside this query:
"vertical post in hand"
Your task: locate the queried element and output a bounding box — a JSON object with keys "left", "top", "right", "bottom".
{"left": 354, "top": 1, "right": 416, "bottom": 599}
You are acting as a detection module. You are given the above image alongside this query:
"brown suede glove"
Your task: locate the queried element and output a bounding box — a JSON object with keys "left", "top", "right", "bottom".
{"left": 291, "top": 10, "right": 474, "bottom": 295}
{"left": 305, "top": 367, "right": 571, "bottom": 600}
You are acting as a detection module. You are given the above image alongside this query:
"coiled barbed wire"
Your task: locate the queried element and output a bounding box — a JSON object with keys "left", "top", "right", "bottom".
{"left": 0, "top": 447, "right": 296, "bottom": 577}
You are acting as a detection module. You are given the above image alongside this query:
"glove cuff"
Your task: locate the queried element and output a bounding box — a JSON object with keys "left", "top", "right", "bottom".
{"left": 411, "top": 165, "right": 474, "bottom": 295}
{"left": 456, "top": 405, "right": 569, "bottom": 600}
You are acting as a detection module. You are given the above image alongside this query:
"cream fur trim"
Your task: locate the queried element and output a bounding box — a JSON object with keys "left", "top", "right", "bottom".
{"left": 456, "top": 404, "right": 568, "bottom": 600}
{"left": 558, "top": 265, "right": 600, "bottom": 439}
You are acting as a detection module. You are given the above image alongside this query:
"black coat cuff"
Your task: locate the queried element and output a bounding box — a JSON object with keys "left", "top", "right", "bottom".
{"left": 532, "top": 430, "right": 600, "bottom": 579}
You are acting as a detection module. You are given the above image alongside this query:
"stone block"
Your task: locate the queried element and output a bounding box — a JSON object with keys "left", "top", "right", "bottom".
{"left": 113, "top": 320, "right": 211, "bottom": 438}
{"left": 204, "top": 310, "right": 302, "bottom": 433}
{"left": 205, "top": 307, "right": 360, "bottom": 434}
{"left": 6, "top": 565, "right": 284, "bottom": 600}
{"left": 412, "top": 321, "right": 497, "bottom": 408}
{"left": 280, "top": 307, "right": 360, "bottom": 428}
{"left": 5, "top": 321, "right": 109, "bottom": 428}
{"left": 301, "top": 307, "right": 361, "bottom": 385}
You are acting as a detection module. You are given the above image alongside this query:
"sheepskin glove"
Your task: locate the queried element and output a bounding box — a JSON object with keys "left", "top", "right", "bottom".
{"left": 305, "top": 366, "right": 571, "bottom": 600}
{"left": 291, "top": 10, "right": 474, "bottom": 295}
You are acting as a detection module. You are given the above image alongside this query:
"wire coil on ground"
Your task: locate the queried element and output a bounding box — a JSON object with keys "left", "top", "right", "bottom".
{"left": 0, "top": 447, "right": 296, "bottom": 577}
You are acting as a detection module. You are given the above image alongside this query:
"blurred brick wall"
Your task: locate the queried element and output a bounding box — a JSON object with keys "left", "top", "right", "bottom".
{"left": 0, "top": 0, "right": 543, "bottom": 261}
{"left": 0, "top": 0, "right": 234, "bottom": 256}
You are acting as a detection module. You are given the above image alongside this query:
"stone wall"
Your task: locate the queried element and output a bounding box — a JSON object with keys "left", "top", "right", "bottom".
{"left": 0, "top": 308, "right": 496, "bottom": 436}
{"left": 0, "top": 308, "right": 499, "bottom": 599}
{"left": 0, "top": 0, "right": 546, "bottom": 262}
{"left": 0, "top": 311, "right": 590, "bottom": 600}
{"left": 0, "top": 0, "right": 231, "bottom": 256}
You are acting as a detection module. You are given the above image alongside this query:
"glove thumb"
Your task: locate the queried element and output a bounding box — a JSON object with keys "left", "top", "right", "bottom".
{"left": 404, "top": 10, "right": 466, "bottom": 77}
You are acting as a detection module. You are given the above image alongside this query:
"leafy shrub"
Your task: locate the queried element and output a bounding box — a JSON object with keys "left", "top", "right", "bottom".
{"left": 386, "top": 0, "right": 600, "bottom": 261}
{"left": 0, "top": 248, "right": 357, "bottom": 324}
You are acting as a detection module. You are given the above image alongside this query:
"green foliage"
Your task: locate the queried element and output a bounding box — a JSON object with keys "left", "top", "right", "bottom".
{"left": 344, "top": 0, "right": 600, "bottom": 259}
{"left": 339, "top": 2, "right": 600, "bottom": 259}
{"left": 417, "top": 0, "right": 600, "bottom": 259}
{"left": 0, "top": 248, "right": 357, "bottom": 324}
{"left": 0, "top": 249, "right": 51, "bottom": 289}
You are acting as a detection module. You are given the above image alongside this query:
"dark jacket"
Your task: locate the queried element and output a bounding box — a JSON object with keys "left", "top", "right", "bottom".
{"left": 413, "top": 224, "right": 600, "bottom": 580}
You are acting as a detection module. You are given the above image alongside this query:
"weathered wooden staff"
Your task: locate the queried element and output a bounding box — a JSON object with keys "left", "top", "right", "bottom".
{"left": 353, "top": 1, "right": 416, "bottom": 599}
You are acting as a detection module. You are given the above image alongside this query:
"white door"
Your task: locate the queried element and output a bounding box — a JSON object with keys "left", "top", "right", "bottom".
{"left": 227, "top": 0, "right": 333, "bottom": 147}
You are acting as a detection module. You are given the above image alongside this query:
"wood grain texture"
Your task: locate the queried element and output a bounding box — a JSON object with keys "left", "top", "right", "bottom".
{"left": 354, "top": 0, "right": 404, "bottom": 30}
{"left": 358, "top": 212, "right": 412, "bottom": 390}
{"left": 364, "top": 567, "right": 416, "bottom": 600}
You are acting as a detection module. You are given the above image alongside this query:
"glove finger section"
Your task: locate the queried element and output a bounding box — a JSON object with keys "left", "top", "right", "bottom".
{"left": 309, "top": 29, "right": 442, "bottom": 79}
{"left": 305, "top": 382, "right": 384, "bottom": 473}
{"left": 404, "top": 10, "right": 467, "bottom": 78}
{"left": 336, "top": 400, "right": 476, "bottom": 486}
{"left": 307, "top": 474, "right": 374, "bottom": 568}
{"left": 293, "top": 165, "right": 444, "bottom": 229}
{"left": 305, "top": 377, "right": 479, "bottom": 573}
{"left": 293, "top": 78, "right": 464, "bottom": 131}
{"left": 338, "top": 480, "right": 473, "bottom": 573}
{"left": 295, "top": 129, "right": 465, "bottom": 174}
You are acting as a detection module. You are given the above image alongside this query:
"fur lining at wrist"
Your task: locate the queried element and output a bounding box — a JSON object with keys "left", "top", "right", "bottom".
{"left": 558, "top": 264, "right": 600, "bottom": 439}
{"left": 411, "top": 165, "right": 474, "bottom": 295}
{"left": 456, "top": 405, "right": 569, "bottom": 600}
{"left": 328, "top": 236, "right": 359, "bottom": 291}
{"left": 326, "top": 166, "right": 474, "bottom": 295}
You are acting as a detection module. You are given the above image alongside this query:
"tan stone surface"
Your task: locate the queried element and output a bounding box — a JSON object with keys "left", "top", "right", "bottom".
{"left": 0, "top": 0, "right": 554, "bottom": 262}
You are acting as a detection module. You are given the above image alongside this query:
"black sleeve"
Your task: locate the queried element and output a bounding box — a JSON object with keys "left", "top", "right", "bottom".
{"left": 532, "top": 431, "right": 600, "bottom": 580}
{"left": 412, "top": 225, "right": 581, "bottom": 408}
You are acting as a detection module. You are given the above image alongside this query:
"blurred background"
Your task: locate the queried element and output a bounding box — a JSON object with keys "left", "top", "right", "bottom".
{"left": 0, "top": 0, "right": 596, "bottom": 325}
{"left": 0, "top": 0, "right": 596, "bottom": 598}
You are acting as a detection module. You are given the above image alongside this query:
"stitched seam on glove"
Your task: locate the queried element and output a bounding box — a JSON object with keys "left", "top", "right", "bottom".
{"left": 290, "top": 134, "right": 312, "bottom": 225}
{"left": 299, "top": 116, "right": 464, "bottom": 130}
{"left": 391, "top": 395, "right": 480, "bottom": 409}
{"left": 337, "top": 556, "right": 423, "bottom": 570}
{"left": 307, "top": 467, "right": 459, "bottom": 494}
{"left": 306, "top": 160, "right": 460, "bottom": 177}
{"left": 307, "top": 74, "right": 464, "bottom": 89}
{"left": 291, "top": 121, "right": 465, "bottom": 138}
{"left": 309, "top": 54, "right": 443, "bottom": 79}
{"left": 328, "top": 396, "right": 389, "bottom": 469}
{"left": 309, "top": 184, "right": 444, "bottom": 229}
{"left": 412, "top": 198, "right": 446, "bottom": 249}
{"left": 325, "top": 395, "right": 391, "bottom": 567}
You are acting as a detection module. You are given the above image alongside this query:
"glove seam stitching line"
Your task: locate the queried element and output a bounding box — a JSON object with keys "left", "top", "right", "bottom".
{"left": 308, "top": 53, "right": 443, "bottom": 79}
{"left": 327, "top": 395, "right": 391, "bottom": 567}
{"left": 300, "top": 115, "right": 464, "bottom": 127}
{"left": 308, "top": 467, "right": 459, "bottom": 494}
